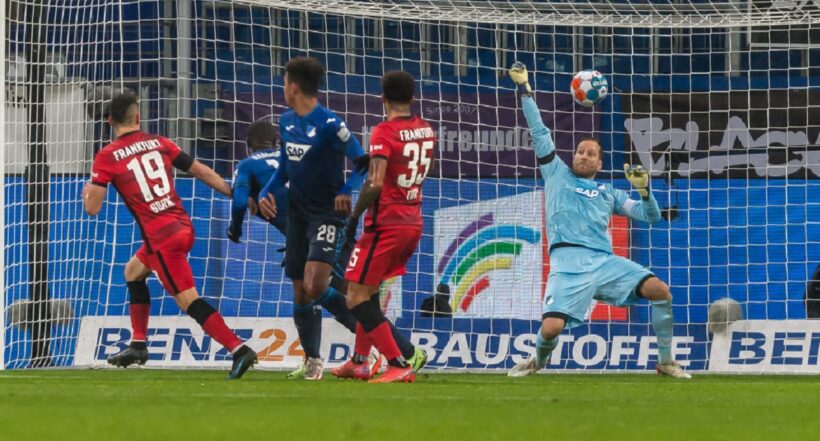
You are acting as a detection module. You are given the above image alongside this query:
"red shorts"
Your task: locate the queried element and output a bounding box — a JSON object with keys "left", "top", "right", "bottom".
{"left": 136, "top": 230, "right": 195, "bottom": 295}
{"left": 345, "top": 227, "right": 422, "bottom": 287}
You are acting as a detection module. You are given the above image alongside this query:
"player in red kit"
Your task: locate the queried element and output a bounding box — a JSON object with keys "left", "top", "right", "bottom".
{"left": 82, "top": 93, "right": 257, "bottom": 379}
{"left": 334, "top": 70, "right": 435, "bottom": 383}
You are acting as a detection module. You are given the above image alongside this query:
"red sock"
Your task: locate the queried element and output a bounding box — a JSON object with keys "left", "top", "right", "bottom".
{"left": 202, "top": 312, "right": 242, "bottom": 352}
{"left": 366, "top": 321, "right": 401, "bottom": 361}
{"left": 130, "top": 304, "right": 150, "bottom": 342}
{"left": 355, "top": 323, "right": 372, "bottom": 358}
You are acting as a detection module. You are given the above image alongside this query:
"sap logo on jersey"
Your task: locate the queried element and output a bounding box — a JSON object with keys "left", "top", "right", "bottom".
{"left": 575, "top": 188, "right": 599, "bottom": 198}
{"left": 286, "top": 142, "right": 312, "bottom": 161}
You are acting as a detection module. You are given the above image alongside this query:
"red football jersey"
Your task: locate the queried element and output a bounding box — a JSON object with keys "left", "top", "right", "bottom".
{"left": 91, "top": 131, "right": 192, "bottom": 251}
{"left": 365, "top": 115, "right": 436, "bottom": 228}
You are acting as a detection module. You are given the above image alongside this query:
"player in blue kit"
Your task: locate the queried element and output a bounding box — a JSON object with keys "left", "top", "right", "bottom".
{"left": 228, "top": 121, "right": 288, "bottom": 240}
{"left": 506, "top": 62, "right": 691, "bottom": 379}
{"left": 256, "top": 57, "right": 425, "bottom": 380}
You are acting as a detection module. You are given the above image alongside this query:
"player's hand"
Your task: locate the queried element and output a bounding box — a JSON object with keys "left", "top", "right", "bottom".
{"left": 335, "top": 194, "right": 352, "bottom": 216}
{"left": 258, "top": 193, "right": 277, "bottom": 220}
{"left": 509, "top": 62, "right": 532, "bottom": 96}
{"left": 227, "top": 224, "right": 241, "bottom": 243}
{"left": 624, "top": 163, "right": 650, "bottom": 198}
{"left": 247, "top": 197, "right": 258, "bottom": 216}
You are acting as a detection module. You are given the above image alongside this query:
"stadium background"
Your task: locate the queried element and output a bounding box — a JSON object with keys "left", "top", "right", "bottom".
{"left": 3, "top": 1, "right": 819, "bottom": 371}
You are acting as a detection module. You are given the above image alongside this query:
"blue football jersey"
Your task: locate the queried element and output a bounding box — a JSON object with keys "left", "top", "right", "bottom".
{"left": 231, "top": 147, "right": 288, "bottom": 235}
{"left": 261, "top": 104, "right": 366, "bottom": 217}
{"left": 522, "top": 96, "right": 661, "bottom": 254}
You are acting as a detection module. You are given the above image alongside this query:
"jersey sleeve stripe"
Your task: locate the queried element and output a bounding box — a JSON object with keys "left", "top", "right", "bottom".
{"left": 91, "top": 181, "right": 108, "bottom": 187}
{"left": 172, "top": 151, "right": 195, "bottom": 171}
{"left": 537, "top": 150, "right": 556, "bottom": 165}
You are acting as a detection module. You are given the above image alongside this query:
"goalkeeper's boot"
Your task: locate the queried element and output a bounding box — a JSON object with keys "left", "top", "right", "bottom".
{"left": 369, "top": 365, "right": 415, "bottom": 384}
{"left": 304, "top": 357, "right": 324, "bottom": 381}
{"left": 332, "top": 359, "right": 375, "bottom": 380}
{"left": 408, "top": 347, "right": 428, "bottom": 373}
{"left": 107, "top": 345, "right": 148, "bottom": 368}
{"left": 286, "top": 362, "right": 306, "bottom": 380}
{"left": 656, "top": 362, "right": 692, "bottom": 379}
{"left": 507, "top": 357, "right": 544, "bottom": 377}
{"left": 228, "top": 345, "right": 257, "bottom": 380}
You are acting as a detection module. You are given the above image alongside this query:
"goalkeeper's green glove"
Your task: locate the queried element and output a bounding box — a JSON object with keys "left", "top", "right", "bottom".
{"left": 624, "top": 163, "right": 650, "bottom": 198}
{"left": 509, "top": 62, "right": 532, "bottom": 96}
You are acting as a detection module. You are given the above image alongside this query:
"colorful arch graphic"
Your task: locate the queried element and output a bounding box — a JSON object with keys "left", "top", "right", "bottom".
{"left": 437, "top": 213, "right": 541, "bottom": 312}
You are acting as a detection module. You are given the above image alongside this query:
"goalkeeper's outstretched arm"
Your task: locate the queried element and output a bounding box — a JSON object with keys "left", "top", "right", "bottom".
{"left": 509, "top": 62, "right": 562, "bottom": 179}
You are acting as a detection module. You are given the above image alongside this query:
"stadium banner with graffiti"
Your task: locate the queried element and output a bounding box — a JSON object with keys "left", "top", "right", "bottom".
{"left": 621, "top": 90, "right": 820, "bottom": 179}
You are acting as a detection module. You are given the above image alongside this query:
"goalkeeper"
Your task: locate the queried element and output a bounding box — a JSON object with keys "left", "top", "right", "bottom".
{"left": 506, "top": 62, "right": 690, "bottom": 379}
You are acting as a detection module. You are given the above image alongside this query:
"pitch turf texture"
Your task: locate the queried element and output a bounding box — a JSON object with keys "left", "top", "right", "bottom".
{"left": 1, "top": 370, "right": 817, "bottom": 441}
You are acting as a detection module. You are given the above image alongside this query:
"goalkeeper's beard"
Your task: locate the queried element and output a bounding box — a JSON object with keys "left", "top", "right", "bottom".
{"left": 572, "top": 163, "right": 598, "bottom": 179}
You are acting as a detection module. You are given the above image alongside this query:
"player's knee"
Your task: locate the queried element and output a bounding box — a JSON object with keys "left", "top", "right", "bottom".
{"left": 641, "top": 277, "right": 671, "bottom": 302}
{"left": 124, "top": 258, "right": 148, "bottom": 282}
{"left": 302, "top": 277, "right": 328, "bottom": 300}
{"left": 540, "top": 318, "right": 565, "bottom": 340}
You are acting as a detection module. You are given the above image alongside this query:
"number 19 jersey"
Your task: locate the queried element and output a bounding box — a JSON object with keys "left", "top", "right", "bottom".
{"left": 365, "top": 115, "right": 436, "bottom": 229}
{"left": 91, "top": 131, "right": 192, "bottom": 251}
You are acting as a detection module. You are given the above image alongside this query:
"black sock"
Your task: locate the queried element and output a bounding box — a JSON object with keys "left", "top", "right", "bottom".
{"left": 350, "top": 298, "right": 385, "bottom": 332}
{"left": 129, "top": 341, "right": 147, "bottom": 351}
{"left": 317, "top": 287, "right": 356, "bottom": 333}
{"left": 294, "top": 303, "right": 321, "bottom": 359}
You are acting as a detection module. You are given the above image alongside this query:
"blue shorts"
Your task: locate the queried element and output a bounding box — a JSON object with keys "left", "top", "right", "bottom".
{"left": 543, "top": 247, "right": 654, "bottom": 329}
{"left": 284, "top": 200, "right": 344, "bottom": 280}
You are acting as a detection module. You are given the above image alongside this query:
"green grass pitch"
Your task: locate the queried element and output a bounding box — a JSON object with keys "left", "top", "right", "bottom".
{"left": 1, "top": 370, "right": 818, "bottom": 441}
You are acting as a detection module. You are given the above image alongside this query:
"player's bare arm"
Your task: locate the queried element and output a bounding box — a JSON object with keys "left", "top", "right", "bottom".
{"left": 82, "top": 182, "right": 106, "bottom": 216}
{"left": 187, "top": 160, "right": 232, "bottom": 197}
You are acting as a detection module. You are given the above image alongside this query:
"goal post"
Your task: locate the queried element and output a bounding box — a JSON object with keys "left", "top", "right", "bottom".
{"left": 3, "top": 0, "right": 820, "bottom": 373}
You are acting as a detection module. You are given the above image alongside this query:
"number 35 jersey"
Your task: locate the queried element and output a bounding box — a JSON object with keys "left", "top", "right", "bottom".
{"left": 91, "top": 131, "right": 193, "bottom": 251}
{"left": 365, "top": 115, "right": 436, "bottom": 229}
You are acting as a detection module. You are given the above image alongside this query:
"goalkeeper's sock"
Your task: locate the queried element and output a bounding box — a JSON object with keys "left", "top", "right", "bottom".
{"left": 535, "top": 331, "right": 558, "bottom": 367}
{"left": 316, "top": 287, "right": 356, "bottom": 333}
{"left": 368, "top": 295, "right": 415, "bottom": 359}
{"left": 293, "top": 303, "right": 322, "bottom": 359}
{"left": 651, "top": 298, "right": 674, "bottom": 364}
{"left": 351, "top": 300, "right": 404, "bottom": 365}
{"left": 187, "top": 298, "right": 242, "bottom": 352}
{"left": 127, "top": 281, "right": 151, "bottom": 342}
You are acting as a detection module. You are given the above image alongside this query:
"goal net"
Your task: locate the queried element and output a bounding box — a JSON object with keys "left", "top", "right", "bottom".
{"left": 3, "top": 0, "right": 820, "bottom": 373}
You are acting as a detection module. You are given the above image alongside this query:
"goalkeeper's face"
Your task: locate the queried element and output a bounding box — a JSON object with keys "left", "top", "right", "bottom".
{"left": 572, "top": 140, "right": 603, "bottom": 179}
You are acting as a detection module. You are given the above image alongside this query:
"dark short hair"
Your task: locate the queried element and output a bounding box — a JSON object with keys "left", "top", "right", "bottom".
{"left": 575, "top": 137, "right": 603, "bottom": 158}
{"left": 382, "top": 70, "right": 416, "bottom": 104}
{"left": 285, "top": 57, "right": 325, "bottom": 96}
{"left": 109, "top": 93, "right": 139, "bottom": 125}
{"left": 246, "top": 121, "right": 278, "bottom": 150}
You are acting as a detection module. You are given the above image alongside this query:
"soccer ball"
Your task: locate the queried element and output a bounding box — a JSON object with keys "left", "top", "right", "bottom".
{"left": 571, "top": 70, "right": 608, "bottom": 106}
{"left": 707, "top": 297, "right": 743, "bottom": 334}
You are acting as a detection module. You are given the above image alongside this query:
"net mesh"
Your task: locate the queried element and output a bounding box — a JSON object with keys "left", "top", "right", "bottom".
{"left": 2, "top": 0, "right": 819, "bottom": 372}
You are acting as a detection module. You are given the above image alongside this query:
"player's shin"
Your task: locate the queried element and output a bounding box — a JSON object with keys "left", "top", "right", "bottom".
{"left": 126, "top": 280, "right": 151, "bottom": 347}
{"left": 351, "top": 299, "right": 406, "bottom": 367}
{"left": 316, "top": 287, "right": 356, "bottom": 333}
{"left": 186, "top": 298, "right": 242, "bottom": 352}
{"left": 651, "top": 299, "right": 674, "bottom": 364}
{"left": 535, "top": 331, "right": 557, "bottom": 368}
{"left": 353, "top": 322, "right": 372, "bottom": 363}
